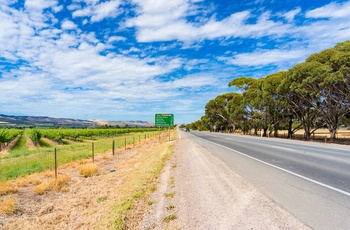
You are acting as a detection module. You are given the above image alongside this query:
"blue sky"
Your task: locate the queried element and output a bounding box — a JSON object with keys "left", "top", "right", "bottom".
{"left": 1, "top": 0, "right": 350, "bottom": 124}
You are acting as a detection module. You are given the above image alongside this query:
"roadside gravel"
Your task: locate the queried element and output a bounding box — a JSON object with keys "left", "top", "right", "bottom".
{"left": 140, "top": 133, "right": 311, "bottom": 229}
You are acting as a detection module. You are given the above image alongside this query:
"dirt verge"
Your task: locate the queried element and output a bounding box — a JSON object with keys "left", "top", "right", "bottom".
{"left": 140, "top": 133, "right": 311, "bottom": 229}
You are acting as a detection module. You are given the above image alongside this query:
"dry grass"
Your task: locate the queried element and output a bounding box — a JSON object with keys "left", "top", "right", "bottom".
{"left": 35, "top": 174, "right": 70, "bottom": 195}
{"left": 79, "top": 158, "right": 94, "bottom": 165}
{"left": 0, "top": 181, "right": 18, "bottom": 196}
{"left": 163, "top": 214, "right": 177, "bottom": 223}
{"left": 77, "top": 163, "right": 98, "bottom": 177}
{"left": 164, "top": 192, "right": 175, "bottom": 199}
{"left": 103, "top": 153, "right": 112, "bottom": 160}
{"left": 0, "top": 196, "right": 17, "bottom": 215}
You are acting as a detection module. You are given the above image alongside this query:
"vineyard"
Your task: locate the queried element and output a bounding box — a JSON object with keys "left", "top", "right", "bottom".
{"left": 0, "top": 127, "right": 166, "bottom": 181}
{"left": 0, "top": 129, "right": 23, "bottom": 151}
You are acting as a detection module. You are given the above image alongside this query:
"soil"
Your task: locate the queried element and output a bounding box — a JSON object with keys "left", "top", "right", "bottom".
{"left": 0, "top": 134, "right": 22, "bottom": 158}
{"left": 140, "top": 133, "right": 311, "bottom": 229}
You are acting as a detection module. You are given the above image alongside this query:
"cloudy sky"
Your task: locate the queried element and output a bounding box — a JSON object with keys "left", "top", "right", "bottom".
{"left": 1, "top": 0, "right": 350, "bottom": 124}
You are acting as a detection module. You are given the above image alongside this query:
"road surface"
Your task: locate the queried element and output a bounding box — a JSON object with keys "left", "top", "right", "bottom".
{"left": 185, "top": 130, "right": 350, "bottom": 230}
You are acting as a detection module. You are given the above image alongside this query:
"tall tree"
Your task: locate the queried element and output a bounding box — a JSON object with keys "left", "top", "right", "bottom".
{"left": 305, "top": 41, "right": 350, "bottom": 139}
{"left": 228, "top": 77, "right": 261, "bottom": 135}
{"left": 205, "top": 93, "right": 235, "bottom": 132}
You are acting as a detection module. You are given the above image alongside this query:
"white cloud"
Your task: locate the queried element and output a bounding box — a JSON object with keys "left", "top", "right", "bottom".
{"left": 306, "top": 1, "right": 350, "bottom": 18}
{"left": 108, "top": 36, "right": 127, "bottom": 42}
{"left": 24, "top": 0, "right": 59, "bottom": 11}
{"left": 71, "top": 0, "right": 122, "bottom": 22}
{"left": 61, "top": 20, "right": 77, "bottom": 30}
{"left": 228, "top": 49, "right": 308, "bottom": 66}
{"left": 127, "top": 0, "right": 292, "bottom": 43}
{"left": 283, "top": 7, "right": 301, "bottom": 22}
{"left": 91, "top": 0, "right": 121, "bottom": 22}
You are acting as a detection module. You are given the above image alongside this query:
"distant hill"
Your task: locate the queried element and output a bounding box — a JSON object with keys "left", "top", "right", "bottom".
{"left": 0, "top": 114, "right": 154, "bottom": 128}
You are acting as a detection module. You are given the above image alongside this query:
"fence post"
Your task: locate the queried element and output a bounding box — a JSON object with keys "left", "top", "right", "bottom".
{"left": 54, "top": 148, "right": 57, "bottom": 179}
{"left": 125, "top": 138, "right": 126, "bottom": 150}
{"left": 92, "top": 143, "right": 94, "bottom": 163}
{"left": 325, "top": 135, "right": 327, "bottom": 143}
{"left": 112, "top": 139, "right": 115, "bottom": 156}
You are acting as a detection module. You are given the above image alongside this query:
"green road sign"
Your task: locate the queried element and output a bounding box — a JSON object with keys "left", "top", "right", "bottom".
{"left": 155, "top": 114, "right": 174, "bottom": 127}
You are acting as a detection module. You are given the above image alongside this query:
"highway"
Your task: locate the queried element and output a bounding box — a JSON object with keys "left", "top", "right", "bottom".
{"left": 183, "top": 130, "right": 350, "bottom": 230}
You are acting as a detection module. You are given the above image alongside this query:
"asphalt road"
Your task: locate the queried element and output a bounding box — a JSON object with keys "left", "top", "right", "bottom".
{"left": 183, "top": 130, "right": 350, "bottom": 230}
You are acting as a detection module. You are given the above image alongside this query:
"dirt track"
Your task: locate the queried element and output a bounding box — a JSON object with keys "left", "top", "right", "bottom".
{"left": 141, "top": 133, "right": 311, "bottom": 229}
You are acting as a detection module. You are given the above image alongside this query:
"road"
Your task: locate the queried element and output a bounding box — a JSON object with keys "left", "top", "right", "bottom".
{"left": 184, "top": 130, "right": 350, "bottom": 230}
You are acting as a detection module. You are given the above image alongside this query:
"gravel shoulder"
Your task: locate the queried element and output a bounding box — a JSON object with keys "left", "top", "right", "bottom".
{"left": 141, "top": 133, "right": 311, "bottom": 229}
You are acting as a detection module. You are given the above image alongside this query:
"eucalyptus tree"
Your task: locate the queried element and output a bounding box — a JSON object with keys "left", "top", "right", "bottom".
{"left": 261, "top": 72, "right": 290, "bottom": 137}
{"left": 204, "top": 93, "right": 235, "bottom": 132}
{"left": 285, "top": 41, "right": 350, "bottom": 140}
{"left": 228, "top": 75, "right": 285, "bottom": 136}
{"left": 228, "top": 77, "right": 261, "bottom": 135}
{"left": 227, "top": 93, "right": 247, "bottom": 133}
{"left": 304, "top": 41, "right": 350, "bottom": 139}
{"left": 282, "top": 61, "right": 325, "bottom": 139}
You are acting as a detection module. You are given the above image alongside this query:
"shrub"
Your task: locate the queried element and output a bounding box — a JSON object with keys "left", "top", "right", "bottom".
{"left": 77, "top": 164, "right": 98, "bottom": 177}
{"left": 0, "top": 181, "right": 18, "bottom": 196}
{"left": 0, "top": 196, "right": 16, "bottom": 215}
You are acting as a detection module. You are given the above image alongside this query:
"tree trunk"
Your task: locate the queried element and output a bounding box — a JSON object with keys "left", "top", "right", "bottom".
{"left": 287, "top": 116, "right": 293, "bottom": 138}
{"left": 263, "top": 128, "right": 268, "bottom": 137}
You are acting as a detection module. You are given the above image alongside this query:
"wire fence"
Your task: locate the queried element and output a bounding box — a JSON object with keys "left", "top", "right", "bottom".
{"left": 0, "top": 129, "right": 176, "bottom": 181}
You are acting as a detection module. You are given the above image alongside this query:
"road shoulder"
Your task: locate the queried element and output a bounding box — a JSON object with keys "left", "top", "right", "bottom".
{"left": 140, "top": 134, "right": 310, "bottom": 229}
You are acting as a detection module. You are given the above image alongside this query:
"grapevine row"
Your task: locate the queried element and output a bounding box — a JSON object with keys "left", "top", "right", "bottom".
{"left": 35, "top": 127, "right": 161, "bottom": 143}
{"left": 0, "top": 129, "right": 23, "bottom": 150}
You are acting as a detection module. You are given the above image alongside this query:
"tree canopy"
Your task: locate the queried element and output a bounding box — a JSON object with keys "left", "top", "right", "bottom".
{"left": 187, "top": 40, "right": 350, "bottom": 140}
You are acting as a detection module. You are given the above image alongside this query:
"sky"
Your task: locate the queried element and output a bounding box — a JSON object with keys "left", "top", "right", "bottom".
{"left": 1, "top": 0, "right": 350, "bottom": 124}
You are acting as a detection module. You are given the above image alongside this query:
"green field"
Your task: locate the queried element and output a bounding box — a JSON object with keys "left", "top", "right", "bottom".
{"left": 0, "top": 128, "right": 164, "bottom": 181}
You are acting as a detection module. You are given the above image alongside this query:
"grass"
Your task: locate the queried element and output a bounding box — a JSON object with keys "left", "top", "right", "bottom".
{"left": 38, "top": 139, "right": 52, "bottom": 148}
{"left": 149, "top": 184, "right": 157, "bottom": 193}
{"left": 7, "top": 134, "right": 29, "bottom": 158}
{"left": 0, "top": 131, "right": 161, "bottom": 181}
{"left": 166, "top": 205, "right": 175, "bottom": 211}
{"left": 104, "top": 141, "right": 174, "bottom": 230}
{"left": 0, "top": 181, "right": 18, "bottom": 195}
{"left": 170, "top": 176, "right": 175, "bottom": 188}
{"left": 77, "top": 163, "right": 98, "bottom": 177}
{"left": 164, "top": 192, "right": 175, "bottom": 199}
{"left": 0, "top": 196, "right": 17, "bottom": 215}
{"left": 97, "top": 196, "right": 108, "bottom": 203}
{"left": 147, "top": 199, "right": 154, "bottom": 206}
{"left": 163, "top": 214, "right": 177, "bottom": 223}
{"left": 34, "top": 174, "right": 70, "bottom": 195}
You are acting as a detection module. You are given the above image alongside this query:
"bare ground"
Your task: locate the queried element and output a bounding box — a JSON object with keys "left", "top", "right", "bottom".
{"left": 140, "top": 134, "right": 311, "bottom": 229}
{"left": 0, "top": 135, "right": 21, "bottom": 158}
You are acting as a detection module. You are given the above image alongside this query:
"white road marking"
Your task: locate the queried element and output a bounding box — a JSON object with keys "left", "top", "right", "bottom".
{"left": 194, "top": 135, "right": 350, "bottom": 198}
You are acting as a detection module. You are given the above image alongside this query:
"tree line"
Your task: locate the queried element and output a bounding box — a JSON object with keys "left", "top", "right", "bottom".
{"left": 187, "top": 40, "right": 350, "bottom": 140}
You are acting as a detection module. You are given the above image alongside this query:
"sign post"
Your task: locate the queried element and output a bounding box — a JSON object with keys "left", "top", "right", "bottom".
{"left": 155, "top": 114, "right": 174, "bottom": 141}
{"left": 155, "top": 114, "right": 174, "bottom": 127}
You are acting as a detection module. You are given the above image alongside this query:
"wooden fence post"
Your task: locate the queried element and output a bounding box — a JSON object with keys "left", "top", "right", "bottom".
{"left": 54, "top": 148, "right": 57, "bottom": 179}
{"left": 112, "top": 139, "right": 115, "bottom": 156}
{"left": 92, "top": 142, "right": 94, "bottom": 163}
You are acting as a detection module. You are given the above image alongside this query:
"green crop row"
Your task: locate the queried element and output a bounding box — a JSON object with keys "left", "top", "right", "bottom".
{"left": 0, "top": 129, "right": 23, "bottom": 144}
{"left": 39, "top": 127, "right": 161, "bottom": 142}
